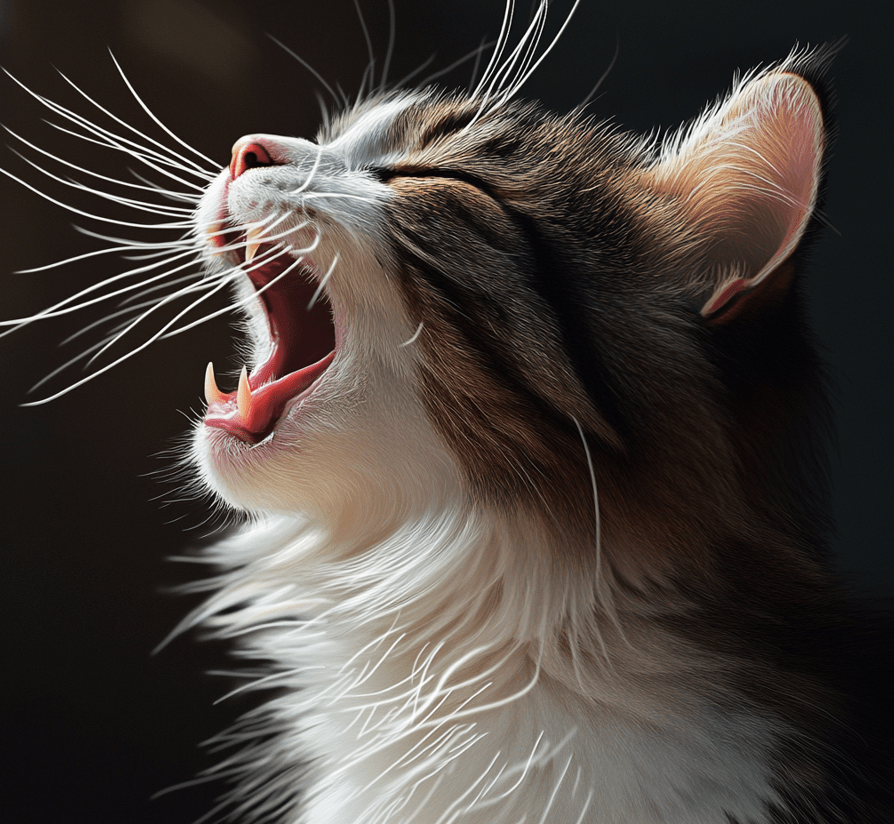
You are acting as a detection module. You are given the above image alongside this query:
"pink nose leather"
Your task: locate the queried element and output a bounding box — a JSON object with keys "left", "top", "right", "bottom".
{"left": 230, "top": 139, "right": 273, "bottom": 179}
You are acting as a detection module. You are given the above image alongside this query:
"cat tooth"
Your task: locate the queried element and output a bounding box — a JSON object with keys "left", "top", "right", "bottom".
{"left": 205, "top": 222, "right": 227, "bottom": 253}
{"left": 237, "top": 366, "right": 253, "bottom": 419}
{"left": 245, "top": 227, "right": 265, "bottom": 263}
{"left": 204, "top": 362, "right": 226, "bottom": 405}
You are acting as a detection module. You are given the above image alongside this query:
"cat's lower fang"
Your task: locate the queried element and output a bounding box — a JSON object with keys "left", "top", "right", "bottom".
{"left": 203, "top": 352, "right": 336, "bottom": 444}
{"left": 237, "top": 366, "right": 253, "bottom": 419}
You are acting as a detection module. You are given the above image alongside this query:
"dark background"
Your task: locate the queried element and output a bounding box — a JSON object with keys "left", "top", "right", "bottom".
{"left": 0, "top": 1, "right": 890, "bottom": 821}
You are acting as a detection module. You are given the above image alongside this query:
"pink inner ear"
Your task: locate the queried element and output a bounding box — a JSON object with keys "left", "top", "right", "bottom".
{"left": 645, "top": 71, "right": 824, "bottom": 319}
{"left": 730, "top": 73, "right": 823, "bottom": 286}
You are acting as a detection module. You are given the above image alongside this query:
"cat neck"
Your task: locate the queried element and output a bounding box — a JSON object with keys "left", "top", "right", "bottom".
{"left": 198, "top": 508, "right": 781, "bottom": 824}
{"left": 201, "top": 503, "right": 733, "bottom": 700}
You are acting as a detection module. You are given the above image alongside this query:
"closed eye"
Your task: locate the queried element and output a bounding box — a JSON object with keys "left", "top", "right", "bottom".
{"left": 368, "top": 166, "right": 498, "bottom": 200}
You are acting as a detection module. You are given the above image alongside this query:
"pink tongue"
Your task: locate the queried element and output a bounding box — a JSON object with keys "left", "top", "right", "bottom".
{"left": 205, "top": 352, "right": 335, "bottom": 443}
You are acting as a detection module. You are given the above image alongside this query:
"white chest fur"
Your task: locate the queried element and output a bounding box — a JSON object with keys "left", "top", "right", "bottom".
{"left": 196, "top": 513, "right": 780, "bottom": 824}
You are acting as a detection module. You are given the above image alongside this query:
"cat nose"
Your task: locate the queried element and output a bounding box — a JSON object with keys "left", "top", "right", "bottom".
{"left": 230, "top": 138, "right": 274, "bottom": 179}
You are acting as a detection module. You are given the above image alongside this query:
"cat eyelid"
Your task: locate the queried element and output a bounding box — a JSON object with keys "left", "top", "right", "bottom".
{"left": 367, "top": 165, "right": 497, "bottom": 199}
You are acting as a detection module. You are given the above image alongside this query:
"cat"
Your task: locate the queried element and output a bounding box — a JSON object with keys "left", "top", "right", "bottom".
{"left": 3, "top": 1, "right": 892, "bottom": 822}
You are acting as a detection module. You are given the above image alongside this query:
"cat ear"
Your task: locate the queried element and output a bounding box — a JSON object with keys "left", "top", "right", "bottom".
{"left": 645, "top": 70, "right": 824, "bottom": 322}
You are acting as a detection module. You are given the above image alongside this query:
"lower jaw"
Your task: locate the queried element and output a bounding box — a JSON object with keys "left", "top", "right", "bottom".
{"left": 203, "top": 398, "right": 308, "bottom": 449}
{"left": 204, "top": 359, "right": 334, "bottom": 445}
{"left": 204, "top": 411, "right": 286, "bottom": 447}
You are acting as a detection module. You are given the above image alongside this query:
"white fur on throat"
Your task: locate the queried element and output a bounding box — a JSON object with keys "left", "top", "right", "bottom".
{"left": 188, "top": 504, "right": 782, "bottom": 824}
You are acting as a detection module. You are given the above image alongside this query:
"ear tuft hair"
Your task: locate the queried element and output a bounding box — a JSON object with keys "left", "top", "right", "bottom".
{"left": 646, "top": 62, "right": 825, "bottom": 321}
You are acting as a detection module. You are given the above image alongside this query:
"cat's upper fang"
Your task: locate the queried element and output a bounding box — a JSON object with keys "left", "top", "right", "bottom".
{"left": 244, "top": 227, "right": 267, "bottom": 263}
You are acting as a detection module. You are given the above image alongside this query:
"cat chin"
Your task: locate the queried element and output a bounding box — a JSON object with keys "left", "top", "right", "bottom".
{"left": 192, "top": 384, "right": 466, "bottom": 526}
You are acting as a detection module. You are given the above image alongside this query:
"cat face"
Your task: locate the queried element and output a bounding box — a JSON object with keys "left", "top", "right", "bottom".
{"left": 0, "top": 25, "right": 825, "bottom": 557}
{"left": 193, "top": 67, "right": 826, "bottom": 555}
{"left": 193, "top": 91, "right": 648, "bottom": 526}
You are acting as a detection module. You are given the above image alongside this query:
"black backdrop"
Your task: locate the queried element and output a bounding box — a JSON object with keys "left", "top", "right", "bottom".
{"left": 0, "top": 1, "right": 890, "bottom": 821}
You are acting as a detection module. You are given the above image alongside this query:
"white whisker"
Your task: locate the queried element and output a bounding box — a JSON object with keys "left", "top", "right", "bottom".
{"left": 14, "top": 242, "right": 173, "bottom": 274}
{"left": 0, "top": 166, "right": 195, "bottom": 229}
{"left": 59, "top": 281, "right": 200, "bottom": 346}
{"left": 47, "top": 67, "right": 215, "bottom": 179}
{"left": 117, "top": 269, "right": 206, "bottom": 308}
{"left": 268, "top": 35, "right": 347, "bottom": 107}
{"left": 352, "top": 0, "right": 377, "bottom": 100}
{"left": 3, "top": 124, "right": 202, "bottom": 202}
{"left": 496, "top": 0, "right": 582, "bottom": 105}
{"left": 125, "top": 167, "right": 207, "bottom": 201}
{"left": 468, "top": 36, "right": 490, "bottom": 93}
{"left": 290, "top": 229, "right": 322, "bottom": 256}
{"left": 307, "top": 254, "right": 338, "bottom": 310}
{"left": 579, "top": 36, "right": 620, "bottom": 109}
{"left": 9, "top": 147, "right": 196, "bottom": 216}
{"left": 399, "top": 322, "right": 424, "bottom": 348}
{"left": 107, "top": 51, "right": 220, "bottom": 170}
{"left": 42, "top": 119, "right": 210, "bottom": 190}
{"left": 0, "top": 248, "right": 198, "bottom": 329}
{"left": 28, "top": 334, "right": 122, "bottom": 393}
{"left": 419, "top": 39, "right": 496, "bottom": 90}
{"left": 85, "top": 267, "right": 220, "bottom": 363}
{"left": 25, "top": 74, "right": 212, "bottom": 180}
{"left": 214, "top": 222, "right": 301, "bottom": 262}
{"left": 390, "top": 53, "right": 439, "bottom": 92}
{"left": 313, "top": 90, "right": 332, "bottom": 133}
{"left": 161, "top": 252, "right": 310, "bottom": 340}
{"left": 226, "top": 210, "right": 294, "bottom": 248}
{"left": 380, "top": 0, "right": 397, "bottom": 93}
{"left": 486, "top": 1, "right": 547, "bottom": 105}
{"left": 72, "top": 223, "right": 196, "bottom": 251}
{"left": 290, "top": 143, "right": 324, "bottom": 195}
{"left": 471, "top": 0, "right": 516, "bottom": 99}
{"left": 23, "top": 276, "right": 233, "bottom": 405}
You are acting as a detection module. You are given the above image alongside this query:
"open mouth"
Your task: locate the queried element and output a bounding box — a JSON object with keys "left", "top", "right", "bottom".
{"left": 203, "top": 235, "right": 336, "bottom": 444}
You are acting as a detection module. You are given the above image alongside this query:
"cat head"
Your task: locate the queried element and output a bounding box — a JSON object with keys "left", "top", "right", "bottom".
{"left": 193, "top": 52, "right": 829, "bottom": 562}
